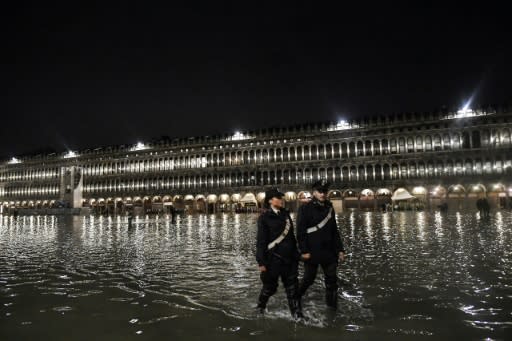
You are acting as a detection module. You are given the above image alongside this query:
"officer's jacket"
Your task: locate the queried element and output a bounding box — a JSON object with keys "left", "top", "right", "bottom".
{"left": 256, "top": 208, "right": 299, "bottom": 266}
{"left": 296, "top": 199, "right": 344, "bottom": 264}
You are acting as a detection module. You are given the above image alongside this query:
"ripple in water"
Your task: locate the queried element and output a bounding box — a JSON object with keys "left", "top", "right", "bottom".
{"left": 0, "top": 212, "right": 511, "bottom": 339}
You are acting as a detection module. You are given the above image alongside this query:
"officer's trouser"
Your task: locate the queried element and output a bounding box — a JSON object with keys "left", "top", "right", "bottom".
{"left": 299, "top": 261, "right": 338, "bottom": 309}
{"left": 257, "top": 257, "right": 301, "bottom": 316}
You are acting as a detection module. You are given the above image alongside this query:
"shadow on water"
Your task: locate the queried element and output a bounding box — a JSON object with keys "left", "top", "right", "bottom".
{"left": 1, "top": 211, "right": 512, "bottom": 340}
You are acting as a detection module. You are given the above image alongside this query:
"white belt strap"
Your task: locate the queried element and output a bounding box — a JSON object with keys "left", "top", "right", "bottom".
{"left": 268, "top": 218, "right": 291, "bottom": 250}
{"left": 306, "top": 208, "right": 333, "bottom": 234}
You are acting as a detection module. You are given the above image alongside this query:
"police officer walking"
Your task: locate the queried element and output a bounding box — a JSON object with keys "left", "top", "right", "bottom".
{"left": 256, "top": 187, "right": 303, "bottom": 319}
{"left": 297, "top": 179, "right": 345, "bottom": 310}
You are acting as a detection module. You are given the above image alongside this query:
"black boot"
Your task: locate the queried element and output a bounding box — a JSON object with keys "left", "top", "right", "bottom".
{"left": 257, "top": 292, "right": 270, "bottom": 314}
{"left": 325, "top": 289, "right": 338, "bottom": 310}
{"left": 285, "top": 284, "right": 304, "bottom": 319}
{"left": 287, "top": 297, "right": 303, "bottom": 319}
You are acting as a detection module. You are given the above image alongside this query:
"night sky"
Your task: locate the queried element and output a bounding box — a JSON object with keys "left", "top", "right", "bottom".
{"left": 1, "top": 3, "right": 511, "bottom": 159}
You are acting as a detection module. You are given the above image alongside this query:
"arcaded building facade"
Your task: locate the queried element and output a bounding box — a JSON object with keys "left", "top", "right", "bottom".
{"left": 1, "top": 107, "right": 511, "bottom": 213}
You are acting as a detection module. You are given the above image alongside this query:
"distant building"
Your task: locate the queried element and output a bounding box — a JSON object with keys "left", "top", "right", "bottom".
{"left": 1, "top": 107, "right": 511, "bottom": 214}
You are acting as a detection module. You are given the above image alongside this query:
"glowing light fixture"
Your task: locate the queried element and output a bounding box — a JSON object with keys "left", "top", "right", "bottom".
{"left": 64, "top": 151, "right": 77, "bottom": 158}
{"left": 328, "top": 119, "right": 356, "bottom": 131}
{"left": 232, "top": 131, "right": 252, "bottom": 141}
{"left": 131, "top": 142, "right": 147, "bottom": 151}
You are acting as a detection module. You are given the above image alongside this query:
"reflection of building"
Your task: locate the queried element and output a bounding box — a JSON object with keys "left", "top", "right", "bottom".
{"left": 1, "top": 107, "right": 512, "bottom": 214}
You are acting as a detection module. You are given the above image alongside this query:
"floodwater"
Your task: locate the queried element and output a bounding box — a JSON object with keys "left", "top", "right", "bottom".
{"left": 1, "top": 211, "right": 511, "bottom": 340}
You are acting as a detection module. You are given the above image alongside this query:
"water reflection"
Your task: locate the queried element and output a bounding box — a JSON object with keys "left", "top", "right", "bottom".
{"left": 0, "top": 211, "right": 511, "bottom": 340}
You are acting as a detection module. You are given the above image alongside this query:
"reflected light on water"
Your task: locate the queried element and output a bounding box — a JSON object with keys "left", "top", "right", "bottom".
{"left": 416, "top": 211, "right": 425, "bottom": 242}
{"left": 0, "top": 211, "right": 511, "bottom": 340}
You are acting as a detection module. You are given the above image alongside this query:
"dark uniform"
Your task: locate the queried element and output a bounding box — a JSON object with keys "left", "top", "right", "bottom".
{"left": 256, "top": 188, "right": 303, "bottom": 318}
{"left": 297, "top": 180, "right": 345, "bottom": 309}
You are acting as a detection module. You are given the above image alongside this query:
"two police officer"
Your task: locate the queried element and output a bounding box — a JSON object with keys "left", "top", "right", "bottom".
{"left": 256, "top": 180, "right": 346, "bottom": 317}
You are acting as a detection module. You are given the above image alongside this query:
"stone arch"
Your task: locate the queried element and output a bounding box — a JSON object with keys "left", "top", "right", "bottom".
{"left": 382, "top": 163, "right": 392, "bottom": 180}
{"left": 411, "top": 186, "right": 427, "bottom": 195}
{"left": 307, "top": 145, "right": 315, "bottom": 160}
{"left": 172, "top": 195, "right": 184, "bottom": 211}
{"left": 364, "top": 140, "right": 372, "bottom": 156}
{"left": 447, "top": 184, "right": 466, "bottom": 194}
{"left": 469, "top": 183, "right": 486, "bottom": 194}
{"left": 447, "top": 184, "right": 466, "bottom": 210}
{"left": 365, "top": 164, "right": 373, "bottom": 181}
{"left": 361, "top": 188, "right": 374, "bottom": 196}
{"left": 442, "top": 133, "right": 451, "bottom": 150}
{"left": 341, "top": 142, "right": 348, "bottom": 158}
{"left": 462, "top": 131, "right": 471, "bottom": 149}
{"left": 490, "top": 183, "right": 505, "bottom": 192}
{"left": 452, "top": 132, "right": 461, "bottom": 149}
{"left": 133, "top": 196, "right": 143, "bottom": 207}
{"left": 375, "top": 164, "right": 383, "bottom": 181}
{"left": 376, "top": 188, "right": 391, "bottom": 196}
{"left": 283, "top": 191, "right": 298, "bottom": 211}
{"left": 360, "top": 188, "right": 375, "bottom": 210}
{"left": 256, "top": 192, "right": 266, "bottom": 204}
{"left": 240, "top": 192, "right": 258, "bottom": 211}
{"left": 318, "top": 144, "right": 326, "bottom": 160}
{"left": 333, "top": 143, "right": 340, "bottom": 158}
{"left": 342, "top": 188, "right": 358, "bottom": 197}
{"left": 105, "top": 197, "right": 114, "bottom": 211}
{"left": 374, "top": 188, "right": 392, "bottom": 210}
{"left": 114, "top": 197, "right": 124, "bottom": 211}
{"left": 488, "top": 183, "right": 507, "bottom": 209}
{"left": 327, "top": 189, "right": 342, "bottom": 199}
{"left": 270, "top": 190, "right": 289, "bottom": 202}
{"left": 343, "top": 188, "right": 359, "bottom": 209}
{"left": 502, "top": 128, "right": 511, "bottom": 145}
{"left": 349, "top": 165, "right": 357, "bottom": 181}
{"left": 207, "top": 194, "right": 217, "bottom": 204}
{"left": 357, "top": 141, "right": 364, "bottom": 156}
{"left": 348, "top": 142, "right": 355, "bottom": 157}
{"left": 411, "top": 186, "right": 427, "bottom": 203}
{"left": 433, "top": 134, "right": 442, "bottom": 150}
{"left": 472, "top": 130, "right": 481, "bottom": 148}
{"left": 231, "top": 193, "right": 241, "bottom": 205}
{"left": 327, "top": 189, "right": 343, "bottom": 211}
{"left": 430, "top": 185, "right": 447, "bottom": 198}
{"left": 298, "top": 191, "right": 312, "bottom": 203}
{"left": 219, "top": 193, "right": 230, "bottom": 203}
{"left": 415, "top": 135, "right": 424, "bottom": 151}
{"left": 142, "top": 196, "right": 151, "bottom": 212}
{"left": 193, "top": 194, "right": 206, "bottom": 213}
